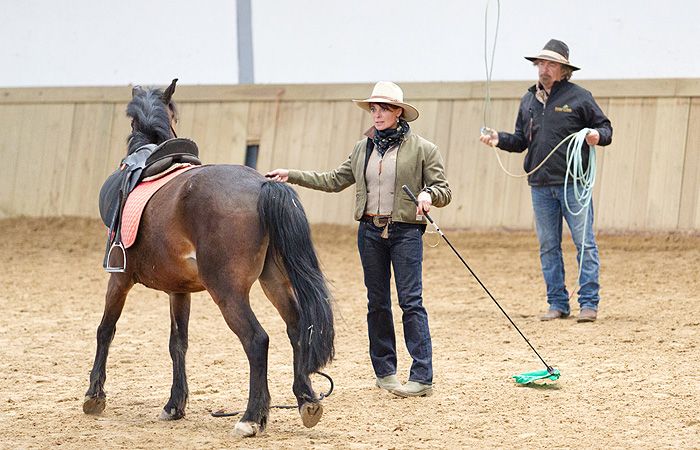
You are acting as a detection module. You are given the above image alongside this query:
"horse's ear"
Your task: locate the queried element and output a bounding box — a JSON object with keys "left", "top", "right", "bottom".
{"left": 131, "top": 85, "right": 143, "bottom": 98}
{"left": 162, "top": 78, "right": 178, "bottom": 104}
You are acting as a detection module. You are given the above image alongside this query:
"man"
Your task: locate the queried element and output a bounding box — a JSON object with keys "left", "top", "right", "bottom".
{"left": 479, "top": 39, "right": 612, "bottom": 323}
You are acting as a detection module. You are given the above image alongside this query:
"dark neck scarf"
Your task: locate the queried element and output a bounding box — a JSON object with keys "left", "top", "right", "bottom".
{"left": 372, "top": 118, "right": 409, "bottom": 156}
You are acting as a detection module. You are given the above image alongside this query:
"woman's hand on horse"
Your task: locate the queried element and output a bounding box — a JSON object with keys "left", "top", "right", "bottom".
{"left": 416, "top": 191, "right": 432, "bottom": 215}
{"left": 265, "top": 169, "right": 289, "bottom": 182}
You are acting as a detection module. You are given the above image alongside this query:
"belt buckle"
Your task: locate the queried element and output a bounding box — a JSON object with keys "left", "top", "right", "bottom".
{"left": 372, "top": 216, "right": 389, "bottom": 227}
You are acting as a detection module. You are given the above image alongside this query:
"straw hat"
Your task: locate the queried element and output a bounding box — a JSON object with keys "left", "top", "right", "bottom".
{"left": 524, "top": 39, "right": 580, "bottom": 71}
{"left": 352, "top": 81, "right": 419, "bottom": 122}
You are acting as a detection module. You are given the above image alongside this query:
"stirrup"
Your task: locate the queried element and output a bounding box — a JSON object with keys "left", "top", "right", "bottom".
{"left": 105, "top": 241, "right": 127, "bottom": 272}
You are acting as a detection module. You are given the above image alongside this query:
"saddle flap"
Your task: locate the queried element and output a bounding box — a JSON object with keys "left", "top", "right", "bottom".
{"left": 99, "top": 170, "right": 124, "bottom": 227}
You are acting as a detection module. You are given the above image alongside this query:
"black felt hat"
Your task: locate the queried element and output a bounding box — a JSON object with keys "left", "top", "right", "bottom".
{"left": 525, "top": 39, "right": 580, "bottom": 71}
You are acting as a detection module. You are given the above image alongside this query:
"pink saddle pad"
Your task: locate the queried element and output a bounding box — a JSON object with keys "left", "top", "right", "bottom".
{"left": 121, "top": 165, "right": 197, "bottom": 248}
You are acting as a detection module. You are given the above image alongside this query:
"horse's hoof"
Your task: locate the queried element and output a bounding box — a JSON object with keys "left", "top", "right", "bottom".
{"left": 300, "top": 401, "right": 323, "bottom": 428}
{"left": 159, "top": 407, "right": 185, "bottom": 421}
{"left": 234, "top": 421, "right": 260, "bottom": 437}
{"left": 82, "top": 395, "right": 106, "bottom": 415}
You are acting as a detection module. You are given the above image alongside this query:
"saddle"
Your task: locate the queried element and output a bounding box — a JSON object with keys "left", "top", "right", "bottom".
{"left": 98, "top": 138, "right": 201, "bottom": 272}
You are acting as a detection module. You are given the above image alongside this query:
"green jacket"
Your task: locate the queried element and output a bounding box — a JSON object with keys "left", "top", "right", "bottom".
{"left": 287, "top": 130, "right": 451, "bottom": 224}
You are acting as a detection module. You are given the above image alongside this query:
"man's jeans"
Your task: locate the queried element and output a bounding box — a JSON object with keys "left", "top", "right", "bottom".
{"left": 357, "top": 221, "right": 432, "bottom": 384}
{"left": 531, "top": 185, "right": 600, "bottom": 314}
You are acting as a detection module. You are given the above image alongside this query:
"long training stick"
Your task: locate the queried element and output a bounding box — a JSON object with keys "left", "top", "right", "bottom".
{"left": 404, "top": 185, "right": 555, "bottom": 373}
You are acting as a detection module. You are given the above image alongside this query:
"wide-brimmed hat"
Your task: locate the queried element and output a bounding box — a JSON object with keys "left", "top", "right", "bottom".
{"left": 524, "top": 39, "right": 580, "bottom": 71}
{"left": 352, "top": 81, "right": 419, "bottom": 122}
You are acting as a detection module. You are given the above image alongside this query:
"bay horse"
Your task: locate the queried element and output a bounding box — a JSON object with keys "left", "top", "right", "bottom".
{"left": 83, "top": 81, "right": 335, "bottom": 437}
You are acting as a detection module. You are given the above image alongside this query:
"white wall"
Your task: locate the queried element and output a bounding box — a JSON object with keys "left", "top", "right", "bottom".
{"left": 1, "top": 0, "right": 238, "bottom": 87}
{"left": 2, "top": 0, "right": 699, "bottom": 87}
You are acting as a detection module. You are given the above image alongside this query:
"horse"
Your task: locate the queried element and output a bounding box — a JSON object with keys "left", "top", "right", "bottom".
{"left": 83, "top": 81, "right": 335, "bottom": 437}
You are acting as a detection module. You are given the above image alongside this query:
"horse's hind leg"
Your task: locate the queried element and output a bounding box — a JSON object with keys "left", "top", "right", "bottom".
{"left": 160, "top": 292, "right": 191, "bottom": 420}
{"left": 259, "top": 261, "right": 323, "bottom": 428}
{"left": 208, "top": 285, "right": 270, "bottom": 437}
{"left": 83, "top": 274, "right": 133, "bottom": 414}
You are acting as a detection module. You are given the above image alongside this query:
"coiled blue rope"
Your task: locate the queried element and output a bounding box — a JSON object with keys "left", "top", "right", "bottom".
{"left": 564, "top": 128, "right": 596, "bottom": 289}
{"left": 564, "top": 128, "right": 596, "bottom": 215}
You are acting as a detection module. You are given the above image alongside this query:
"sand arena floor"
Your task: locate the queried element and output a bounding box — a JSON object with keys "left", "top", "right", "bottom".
{"left": 0, "top": 217, "right": 698, "bottom": 448}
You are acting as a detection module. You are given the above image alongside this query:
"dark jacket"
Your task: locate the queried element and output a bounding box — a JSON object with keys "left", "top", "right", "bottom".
{"left": 497, "top": 79, "right": 612, "bottom": 186}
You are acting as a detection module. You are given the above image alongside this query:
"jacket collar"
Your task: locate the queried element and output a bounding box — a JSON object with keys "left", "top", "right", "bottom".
{"left": 529, "top": 79, "right": 568, "bottom": 95}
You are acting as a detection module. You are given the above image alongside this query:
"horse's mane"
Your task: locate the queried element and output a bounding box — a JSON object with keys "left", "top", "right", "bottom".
{"left": 126, "top": 87, "right": 173, "bottom": 154}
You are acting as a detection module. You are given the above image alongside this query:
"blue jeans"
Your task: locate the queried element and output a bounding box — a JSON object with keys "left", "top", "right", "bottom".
{"left": 357, "top": 221, "right": 432, "bottom": 384}
{"left": 531, "top": 185, "right": 600, "bottom": 314}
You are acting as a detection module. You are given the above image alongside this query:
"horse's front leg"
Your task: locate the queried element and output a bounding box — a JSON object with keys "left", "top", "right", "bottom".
{"left": 160, "top": 292, "right": 191, "bottom": 420}
{"left": 83, "top": 274, "right": 133, "bottom": 414}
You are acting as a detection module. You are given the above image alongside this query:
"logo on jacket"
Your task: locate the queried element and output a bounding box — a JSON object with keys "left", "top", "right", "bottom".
{"left": 554, "top": 104, "right": 573, "bottom": 113}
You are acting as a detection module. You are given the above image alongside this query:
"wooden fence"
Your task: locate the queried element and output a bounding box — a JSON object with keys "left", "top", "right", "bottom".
{"left": 1, "top": 79, "right": 699, "bottom": 231}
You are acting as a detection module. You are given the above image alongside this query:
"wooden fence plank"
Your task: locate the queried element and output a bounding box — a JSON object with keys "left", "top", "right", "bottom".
{"left": 174, "top": 102, "right": 197, "bottom": 140}
{"left": 471, "top": 98, "right": 503, "bottom": 228}
{"left": 103, "top": 103, "right": 130, "bottom": 174}
{"left": 293, "top": 100, "right": 333, "bottom": 223}
{"left": 678, "top": 98, "right": 700, "bottom": 230}
{"left": 6, "top": 105, "right": 43, "bottom": 216}
{"left": 190, "top": 103, "right": 225, "bottom": 164}
{"left": 597, "top": 98, "right": 644, "bottom": 230}
{"left": 214, "top": 102, "right": 250, "bottom": 165}
{"left": 248, "top": 101, "right": 278, "bottom": 173}
{"left": 317, "top": 101, "right": 363, "bottom": 225}
{"left": 410, "top": 100, "right": 439, "bottom": 141}
{"left": 444, "top": 100, "right": 481, "bottom": 228}
{"left": 246, "top": 101, "right": 270, "bottom": 144}
{"left": 644, "top": 98, "right": 690, "bottom": 230}
{"left": 60, "top": 103, "right": 114, "bottom": 216}
{"left": 35, "top": 104, "right": 75, "bottom": 216}
{"left": 477, "top": 98, "right": 514, "bottom": 228}
{"left": 427, "top": 100, "right": 455, "bottom": 227}
{"left": 483, "top": 98, "right": 533, "bottom": 229}
{"left": 16, "top": 105, "right": 48, "bottom": 215}
{"left": 271, "top": 101, "right": 308, "bottom": 174}
{"left": 0, "top": 105, "right": 27, "bottom": 217}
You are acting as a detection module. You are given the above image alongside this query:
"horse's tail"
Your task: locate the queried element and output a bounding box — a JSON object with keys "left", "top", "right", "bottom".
{"left": 257, "top": 181, "right": 335, "bottom": 374}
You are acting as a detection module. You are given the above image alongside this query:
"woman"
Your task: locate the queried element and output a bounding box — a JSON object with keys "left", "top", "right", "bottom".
{"left": 266, "top": 81, "right": 451, "bottom": 397}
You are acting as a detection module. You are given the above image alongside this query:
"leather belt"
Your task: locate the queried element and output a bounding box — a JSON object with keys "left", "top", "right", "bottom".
{"left": 361, "top": 214, "right": 392, "bottom": 228}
